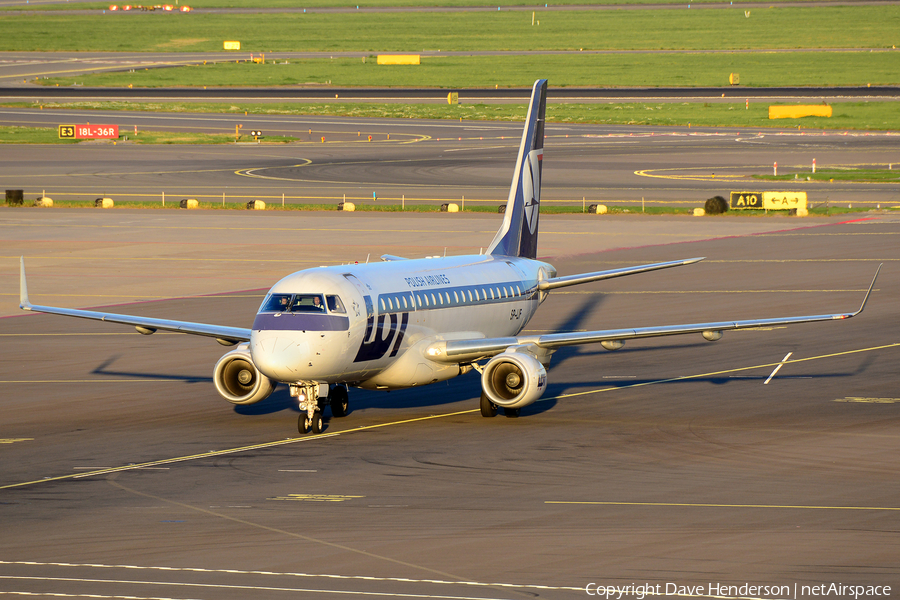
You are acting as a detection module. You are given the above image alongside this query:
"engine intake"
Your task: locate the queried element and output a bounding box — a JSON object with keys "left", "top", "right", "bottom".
{"left": 214, "top": 344, "right": 276, "bottom": 405}
{"left": 481, "top": 351, "right": 547, "bottom": 409}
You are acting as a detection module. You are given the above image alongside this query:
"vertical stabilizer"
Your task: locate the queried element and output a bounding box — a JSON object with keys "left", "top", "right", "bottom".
{"left": 487, "top": 79, "right": 547, "bottom": 259}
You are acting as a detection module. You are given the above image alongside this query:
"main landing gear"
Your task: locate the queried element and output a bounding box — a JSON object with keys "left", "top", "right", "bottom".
{"left": 480, "top": 392, "right": 519, "bottom": 418}
{"left": 292, "top": 383, "right": 350, "bottom": 434}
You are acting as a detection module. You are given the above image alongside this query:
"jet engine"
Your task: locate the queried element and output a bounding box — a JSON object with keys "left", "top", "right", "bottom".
{"left": 481, "top": 350, "right": 547, "bottom": 409}
{"left": 213, "top": 344, "right": 276, "bottom": 405}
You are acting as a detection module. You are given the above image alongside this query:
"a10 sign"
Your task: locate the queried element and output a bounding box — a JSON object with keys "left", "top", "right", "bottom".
{"left": 59, "top": 124, "right": 119, "bottom": 139}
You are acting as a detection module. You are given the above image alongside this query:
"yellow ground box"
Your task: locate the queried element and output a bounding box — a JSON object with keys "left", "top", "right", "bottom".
{"left": 768, "top": 105, "right": 832, "bottom": 119}
{"left": 377, "top": 55, "right": 420, "bottom": 65}
{"left": 447, "top": 92, "right": 459, "bottom": 105}
{"left": 223, "top": 41, "right": 241, "bottom": 50}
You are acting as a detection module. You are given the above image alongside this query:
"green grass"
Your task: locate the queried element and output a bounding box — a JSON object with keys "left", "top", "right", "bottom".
{"left": 5, "top": 100, "right": 898, "bottom": 132}
{"left": 756, "top": 168, "right": 900, "bottom": 183}
{"left": 0, "top": 126, "right": 300, "bottom": 144}
{"left": 36, "top": 51, "right": 900, "bottom": 89}
{"left": 1, "top": 0, "right": 836, "bottom": 10}
{"left": 0, "top": 126, "right": 80, "bottom": 144}
{"left": 1, "top": 7, "right": 897, "bottom": 52}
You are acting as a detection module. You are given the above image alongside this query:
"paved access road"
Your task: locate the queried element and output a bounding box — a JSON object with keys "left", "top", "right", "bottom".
{"left": 1, "top": 208, "right": 898, "bottom": 598}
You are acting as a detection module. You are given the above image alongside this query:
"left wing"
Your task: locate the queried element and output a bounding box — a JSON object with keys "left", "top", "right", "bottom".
{"left": 539, "top": 257, "right": 704, "bottom": 291}
{"left": 18, "top": 257, "right": 250, "bottom": 346}
{"left": 427, "top": 264, "right": 882, "bottom": 364}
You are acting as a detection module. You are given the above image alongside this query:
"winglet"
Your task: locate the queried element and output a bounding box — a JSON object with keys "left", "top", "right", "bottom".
{"left": 851, "top": 263, "right": 882, "bottom": 317}
{"left": 19, "top": 256, "right": 32, "bottom": 310}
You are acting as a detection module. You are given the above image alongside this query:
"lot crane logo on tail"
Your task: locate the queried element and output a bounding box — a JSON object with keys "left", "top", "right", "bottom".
{"left": 487, "top": 79, "right": 547, "bottom": 260}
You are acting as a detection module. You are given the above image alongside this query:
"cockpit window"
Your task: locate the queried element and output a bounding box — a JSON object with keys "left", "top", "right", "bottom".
{"left": 291, "top": 294, "right": 326, "bottom": 312}
{"left": 259, "top": 293, "right": 330, "bottom": 313}
{"left": 326, "top": 295, "right": 346, "bottom": 313}
{"left": 261, "top": 293, "right": 293, "bottom": 313}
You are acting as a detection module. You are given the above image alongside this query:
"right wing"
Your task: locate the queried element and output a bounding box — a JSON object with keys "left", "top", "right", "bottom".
{"left": 19, "top": 257, "right": 251, "bottom": 346}
{"left": 426, "top": 264, "right": 882, "bottom": 364}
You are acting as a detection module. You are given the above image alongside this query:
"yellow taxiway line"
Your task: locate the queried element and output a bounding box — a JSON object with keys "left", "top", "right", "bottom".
{"left": 2, "top": 342, "right": 897, "bottom": 491}
{"left": 546, "top": 500, "right": 900, "bottom": 511}
{"left": 0, "top": 410, "right": 477, "bottom": 491}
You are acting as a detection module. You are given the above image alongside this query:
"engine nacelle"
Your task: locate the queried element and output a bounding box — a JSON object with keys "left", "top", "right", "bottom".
{"left": 213, "top": 344, "right": 276, "bottom": 405}
{"left": 481, "top": 350, "right": 547, "bottom": 409}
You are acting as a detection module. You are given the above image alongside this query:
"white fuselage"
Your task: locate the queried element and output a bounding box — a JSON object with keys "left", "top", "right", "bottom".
{"left": 249, "top": 254, "right": 556, "bottom": 390}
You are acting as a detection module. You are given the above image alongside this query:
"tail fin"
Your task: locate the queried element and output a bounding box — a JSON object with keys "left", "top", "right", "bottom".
{"left": 487, "top": 79, "right": 547, "bottom": 259}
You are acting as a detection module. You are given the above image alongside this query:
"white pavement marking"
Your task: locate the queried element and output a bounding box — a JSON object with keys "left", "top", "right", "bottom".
{"left": 763, "top": 352, "right": 793, "bottom": 385}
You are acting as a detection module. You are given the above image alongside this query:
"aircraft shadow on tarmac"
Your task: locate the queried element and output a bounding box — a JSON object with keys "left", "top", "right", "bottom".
{"left": 544, "top": 349, "right": 872, "bottom": 393}
{"left": 92, "top": 355, "right": 211, "bottom": 384}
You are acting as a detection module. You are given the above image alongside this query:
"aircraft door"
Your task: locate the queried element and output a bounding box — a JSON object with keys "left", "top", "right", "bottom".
{"left": 343, "top": 273, "right": 374, "bottom": 320}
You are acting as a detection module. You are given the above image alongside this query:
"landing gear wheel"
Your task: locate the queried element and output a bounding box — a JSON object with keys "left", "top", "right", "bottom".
{"left": 503, "top": 407, "right": 520, "bottom": 418}
{"left": 480, "top": 392, "right": 497, "bottom": 418}
{"left": 298, "top": 414, "right": 310, "bottom": 434}
{"left": 311, "top": 411, "right": 324, "bottom": 434}
{"left": 329, "top": 386, "right": 349, "bottom": 418}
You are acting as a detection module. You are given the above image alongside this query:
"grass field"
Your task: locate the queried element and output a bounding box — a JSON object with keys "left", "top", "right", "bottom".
{"left": 2, "top": 7, "right": 897, "bottom": 53}
{"left": 0, "top": 125, "right": 301, "bottom": 144}
{"left": 4, "top": 99, "right": 897, "bottom": 132}
{"left": 756, "top": 168, "right": 900, "bottom": 183}
{"left": 37, "top": 51, "right": 899, "bottom": 89}
{"left": 1, "top": 0, "right": 839, "bottom": 10}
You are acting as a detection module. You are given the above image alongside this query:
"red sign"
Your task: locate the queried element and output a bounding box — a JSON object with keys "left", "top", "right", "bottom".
{"left": 58, "top": 124, "right": 119, "bottom": 139}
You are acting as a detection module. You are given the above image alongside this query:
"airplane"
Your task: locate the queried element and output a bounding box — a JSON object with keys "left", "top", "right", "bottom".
{"left": 19, "top": 79, "right": 880, "bottom": 434}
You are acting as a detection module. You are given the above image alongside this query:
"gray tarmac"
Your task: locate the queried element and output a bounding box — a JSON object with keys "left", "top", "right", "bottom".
{"left": 1, "top": 207, "right": 898, "bottom": 599}
{"left": 1, "top": 111, "right": 900, "bottom": 598}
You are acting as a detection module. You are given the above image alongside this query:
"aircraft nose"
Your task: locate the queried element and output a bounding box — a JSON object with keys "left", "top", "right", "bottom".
{"left": 250, "top": 330, "right": 309, "bottom": 381}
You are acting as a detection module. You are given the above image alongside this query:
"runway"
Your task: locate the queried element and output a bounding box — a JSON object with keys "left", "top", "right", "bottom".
{"left": 1, "top": 207, "right": 898, "bottom": 598}
{"left": 1, "top": 111, "right": 899, "bottom": 209}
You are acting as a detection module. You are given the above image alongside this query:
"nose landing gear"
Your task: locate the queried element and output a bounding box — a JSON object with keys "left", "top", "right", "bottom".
{"left": 291, "top": 382, "right": 350, "bottom": 434}
{"left": 300, "top": 410, "right": 324, "bottom": 434}
{"left": 291, "top": 381, "right": 324, "bottom": 434}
